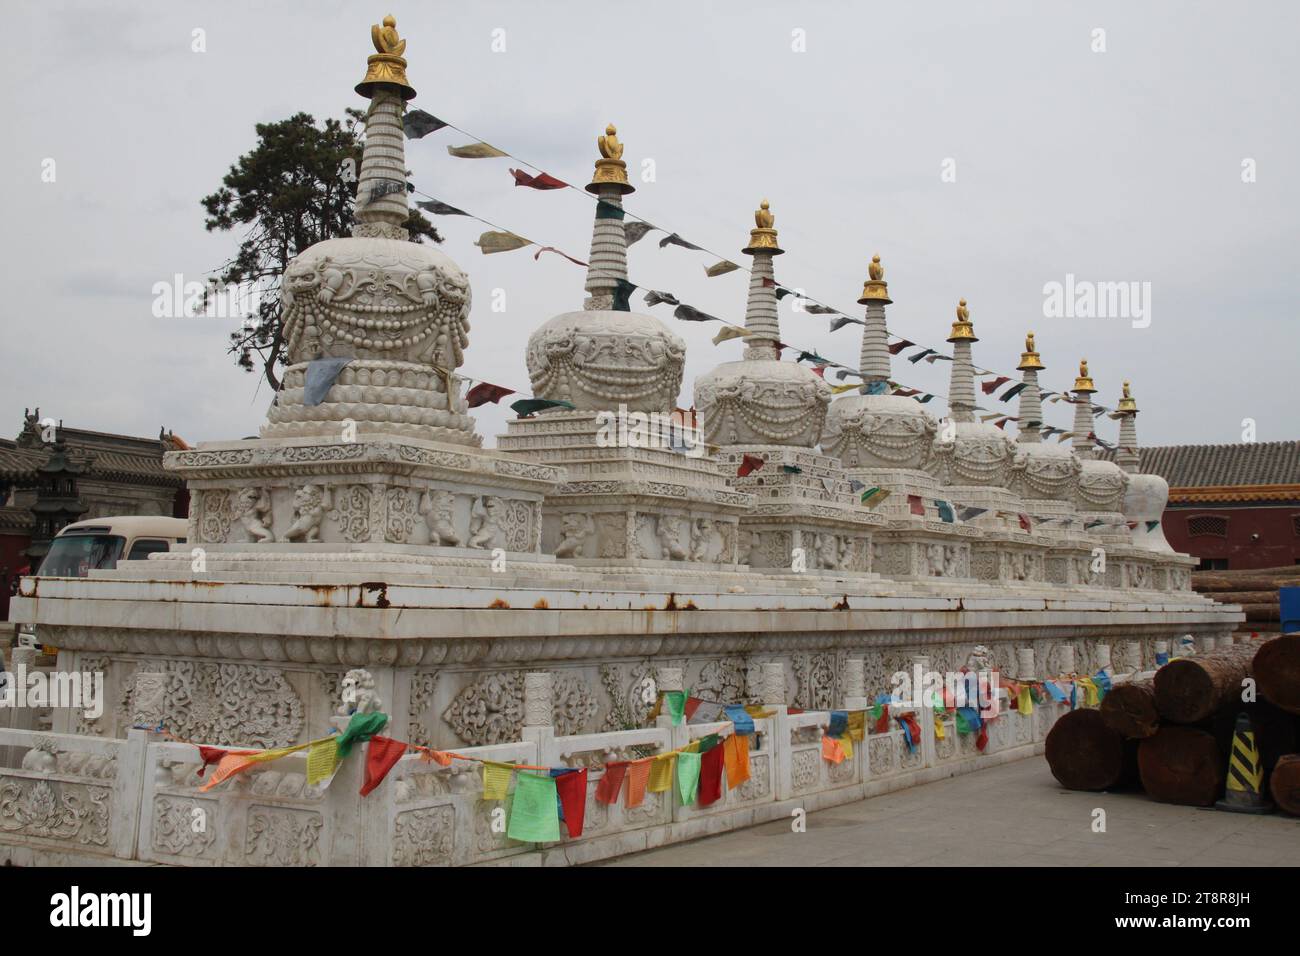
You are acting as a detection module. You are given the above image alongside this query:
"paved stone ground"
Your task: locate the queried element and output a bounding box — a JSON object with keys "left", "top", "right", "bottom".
{"left": 598, "top": 757, "right": 1300, "bottom": 866}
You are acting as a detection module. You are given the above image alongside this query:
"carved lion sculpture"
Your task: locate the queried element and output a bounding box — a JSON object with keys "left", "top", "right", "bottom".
{"left": 337, "top": 668, "right": 382, "bottom": 716}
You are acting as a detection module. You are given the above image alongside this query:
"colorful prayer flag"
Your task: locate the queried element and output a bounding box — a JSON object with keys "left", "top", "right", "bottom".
{"left": 465, "top": 382, "right": 515, "bottom": 407}
{"left": 908, "top": 494, "right": 925, "bottom": 516}
{"left": 511, "top": 398, "right": 575, "bottom": 417}
{"left": 705, "top": 260, "right": 740, "bottom": 277}
{"left": 821, "top": 734, "right": 846, "bottom": 764}
{"left": 699, "top": 742, "right": 725, "bottom": 806}
{"left": 625, "top": 758, "right": 652, "bottom": 808}
{"left": 510, "top": 168, "right": 567, "bottom": 189}
{"left": 595, "top": 761, "right": 628, "bottom": 804}
{"left": 554, "top": 768, "right": 588, "bottom": 838}
{"left": 360, "top": 735, "right": 408, "bottom": 796}
{"left": 447, "top": 142, "right": 508, "bottom": 159}
{"left": 737, "top": 454, "right": 765, "bottom": 477}
{"left": 403, "top": 109, "right": 447, "bottom": 139}
{"left": 507, "top": 772, "right": 561, "bottom": 843}
{"left": 723, "top": 733, "right": 751, "bottom": 789}
{"left": 482, "top": 761, "right": 514, "bottom": 800}
{"left": 474, "top": 230, "right": 531, "bottom": 254}
{"left": 676, "top": 751, "right": 702, "bottom": 805}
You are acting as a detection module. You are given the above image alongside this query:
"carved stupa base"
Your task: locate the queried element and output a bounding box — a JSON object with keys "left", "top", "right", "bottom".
{"left": 497, "top": 411, "right": 751, "bottom": 566}
{"left": 713, "top": 446, "right": 882, "bottom": 575}
{"left": 164, "top": 434, "right": 563, "bottom": 565}
{"left": 942, "top": 484, "right": 1029, "bottom": 535}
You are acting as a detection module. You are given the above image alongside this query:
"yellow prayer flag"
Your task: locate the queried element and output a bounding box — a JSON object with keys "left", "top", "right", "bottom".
{"left": 247, "top": 741, "right": 313, "bottom": 764}
{"left": 306, "top": 737, "right": 340, "bottom": 785}
{"left": 838, "top": 734, "right": 854, "bottom": 759}
{"left": 482, "top": 761, "right": 514, "bottom": 800}
{"left": 744, "top": 705, "right": 776, "bottom": 719}
{"left": 831, "top": 383, "right": 860, "bottom": 394}
{"left": 1017, "top": 686, "right": 1034, "bottom": 716}
{"left": 474, "top": 230, "right": 532, "bottom": 255}
{"left": 447, "top": 142, "right": 508, "bottom": 159}
{"left": 647, "top": 753, "right": 676, "bottom": 792}
{"left": 712, "top": 325, "right": 752, "bottom": 345}
{"left": 684, "top": 740, "right": 701, "bottom": 754}
{"left": 933, "top": 715, "right": 946, "bottom": 741}
{"left": 847, "top": 711, "right": 866, "bottom": 742}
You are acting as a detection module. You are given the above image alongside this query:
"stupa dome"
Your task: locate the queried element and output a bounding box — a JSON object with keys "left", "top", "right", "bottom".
{"left": 1010, "top": 440, "right": 1080, "bottom": 501}
{"left": 822, "top": 394, "right": 936, "bottom": 470}
{"left": 930, "top": 420, "right": 1017, "bottom": 488}
{"left": 526, "top": 309, "right": 684, "bottom": 413}
{"left": 695, "top": 358, "right": 831, "bottom": 447}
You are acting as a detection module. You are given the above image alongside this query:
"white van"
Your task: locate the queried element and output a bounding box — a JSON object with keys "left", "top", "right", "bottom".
{"left": 16, "top": 515, "right": 187, "bottom": 650}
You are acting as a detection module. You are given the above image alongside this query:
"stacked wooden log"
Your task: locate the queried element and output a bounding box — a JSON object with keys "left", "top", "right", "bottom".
{"left": 1045, "top": 634, "right": 1300, "bottom": 814}
{"left": 1192, "top": 565, "right": 1300, "bottom": 632}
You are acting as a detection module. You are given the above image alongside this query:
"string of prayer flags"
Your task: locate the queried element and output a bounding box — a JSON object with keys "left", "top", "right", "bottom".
{"left": 705, "top": 260, "right": 741, "bottom": 277}
{"left": 421, "top": 749, "right": 454, "bottom": 767}
{"left": 360, "top": 735, "right": 409, "bottom": 796}
{"left": 723, "top": 705, "right": 755, "bottom": 736}
{"left": 898, "top": 713, "right": 922, "bottom": 752}
{"left": 403, "top": 109, "right": 447, "bottom": 139}
{"left": 511, "top": 398, "right": 575, "bottom": 417}
{"left": 1042, "top": 681, "right": 1067, "bottom": 703}
{"left": 508, "top": 772, "right": 561, "bottom": 843}
{"left": 482, "top": 761, "right": 514, "bottom": 800}
{"left": 643, "top": 289, "right": 680, "bottom": 307}
{"left": 595, "top": 761, "right": 629, "bottom": 804}
{"left": 821, "top": 734, "right": 846, "bottom": 764}
{"left": 981, "top": 376, "right": 1012, "bottom": 394}
{"left": 672, "top": 303, "right": 719, "bottom": 323}
{"left": 199, "top": 752, "right": 263, "bottom": 792}
{"left": 871, "top": 702, "right": 891, "bottom": 734}
{"left": 625, "top": 221, "right": 658, "bottom": 245}
{"left": 647, "top": 754, "right": 676, "bottom": 790}
{"left": 723, "top": 732, "right": 751, "bottom": 788}
{"left": 533, "top": 246, "right": 587, "bottom": 267}
{"left": 744, "top": 705, "right": 777, "bottom": 719}
{"left": 336, "top": 711, "right": 389, "bottom": 759}
{"left": 999, "top": 382, "right": 1028, "bottom": 401}
{"left": 595, "top": 199, "right": 625, "bottom": 220}
{"left": 306, "top": 737, "right": 341, "bottom": 786}
{"left": 196, "top": 745, "right": 255, "bottom": 777}
{"left": 907, "top": 494, "right": 925, "bottom": 516}
{"left": 887, "top": 339, "right": 915, "bottom": 355}
{"left": 510, "top": 168, "right": 567, "bottom": 190}
{"left": 625, "top": 758, "right": 652, "bottom": 808}
{"left": 415, "top": 198, "right": 469, "bottom": 217}
{"left": 676, "top": 750, "right": 702, "bottom": 805}
{"left": 698, "top": 743, "right": 725, "bottom": 806}
{"left": 689, "top": 699, "right": 725, "bottom": 724}
{"left": 831, "top": 382, "right": 861, "bottom": 395}
{"left": 935, "top": 499, "right": 955, "bottom": 523}
{"left": 737, "top": 454, "right": 765, "bottom": 477}
{"left": 447, "top": 142, "right": 508, "bottom": 159}
{"left": 955, "top": 707, "right": 980, "bottom": 735}
{"left": 474, "top": 230, "right": 531, "bottom": 254}
{"left": 554, "top": 768, "right": 588, "bottom": 838}
{"left": 828, "top": 711, "right": 849, "bottom": 738}
{"left": 713, "top": 325, "right": 752, "bottom": 345}
{"left": 659, "top": 232, "right": 705, "bottom": 252}
{"left": 861, "top": 487, "right": 890, "bottom": 507}
{"left": 664, "top": 690, "right": 687, "bottom": 725}
{"left": 466, "top": 382, "right": 515, "bottom": 408}
{"left": 1094, "top": 669, "right": 1112, "bottom": 698}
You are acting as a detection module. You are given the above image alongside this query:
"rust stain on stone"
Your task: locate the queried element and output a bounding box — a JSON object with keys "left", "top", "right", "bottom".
{"left": 533, "top": 598, "right": 549, "bottom": 609}
{"left": 489, "top": 598, "right": 510, "bottom": 609}
{"left": 360, "top": 582, "right": 390, "bottom": 609}
{"left": 664, "top": 593, "right": 678, "bottom": 611}
{"left": 833, "top": 595, "right": 851, "bottom": 611}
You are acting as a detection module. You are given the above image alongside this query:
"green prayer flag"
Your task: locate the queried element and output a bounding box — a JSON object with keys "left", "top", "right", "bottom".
{"left": 955, "top": 710, "right": 974, "bottom": 734}
{"left": 781, "top": 465, "right": 802, "bottom": 474}
{"left": 511, "top": 398, "right": 576, "bottom": 418}
{"left": 335, "top": 711, "right": 388, "bottom": 759}
{"left": 506, "top": 772, "right": 562, "bottom": 843}
{"left": 595, "top": 199, "right": 626, "bottom": 220}
{"left": 696, "top": 733, "right": 720, "bottom": 753}
{"left": 613, "top": 278, "right": 635, "bottom": 312}
{"left": 665, "top": 690, "right": 687, "bottom": 726}
{"left": 676, "top": 750, "right": 701, "bottom": 805}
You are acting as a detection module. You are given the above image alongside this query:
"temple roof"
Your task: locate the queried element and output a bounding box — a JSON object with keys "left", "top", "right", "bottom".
{"left": 1098, "top": 440, "right": 1300, "bottom": 496}
{"left": 1, "top": 426, "right": 184, "bottom": 487}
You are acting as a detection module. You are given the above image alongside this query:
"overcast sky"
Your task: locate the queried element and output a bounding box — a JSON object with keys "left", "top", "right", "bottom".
{"left": 3, "top": 0, "right": 1296, "bottom": 450}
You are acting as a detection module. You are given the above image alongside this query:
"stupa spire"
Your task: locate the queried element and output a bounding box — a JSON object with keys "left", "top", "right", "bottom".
{"left": 740, "top": 199, "right": 784, "bottom": 360}
{"left": 856, "top": 254, "right": 893, "bottom": 392}
{"left": 1070, "top": 359, "right": 1098, "bottom": 459}
{"left": 1115, "top": 381, "right": 1140, "bottom": 472}
{"left": 352, "top": 14, "right": 417, "bottom": 239}
{"left": 583, "top": 123, "right": 635, "bottom": 310}
{"left": 1016, "top": 331, "right": 1044, "bottom": 444}
{"left": 946, "top": 299, "right": 978, "bottom": 424}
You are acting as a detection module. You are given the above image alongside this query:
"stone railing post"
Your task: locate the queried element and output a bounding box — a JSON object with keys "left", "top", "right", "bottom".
{"left": 911, "top": 654, "right": 937, "bottom": 768}
{"left": 1094, "top": 643, "right": 1112, "bottom": 677}
{"left": 1123, "top": 640, "right": 1143, "bottom": 676}
{"left": 654, "top": 666, "right": 690, "bottom": 751}
{"left": 1057, "top": 644, "right": 1076, "bottom": 677}
{"left": 521, "top": 671, "right": 557, "bottom": 766}
{"left": 322, "top": 713, "right": 369, "bottom": 866}
{"left": 116, "top": 727, "right": 148, "bottom": 860}
{"left": 760, "top": 662, "right": 794, "bottom": 801}
{"left": 1016, "top": 648, "right": 1036, "bottom": 683}
{"left": 843, "top": 657, "right": 867, "bottom": 710}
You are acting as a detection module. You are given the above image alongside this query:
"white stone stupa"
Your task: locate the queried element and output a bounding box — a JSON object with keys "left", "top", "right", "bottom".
{"left": 1068, "top": 359, "right": 1130, "bottom": 542}
{"left": 497, "top": 126, "right": 751, "bottom": 571}
{"left": 1116, "top": 381, "right": 1174, "bottom": 553}
{"left": 1006, "top": 332, "right": 1081, "bottom": 537}
{"left": 695, "top": 203, "right": 880, "bottom": 574}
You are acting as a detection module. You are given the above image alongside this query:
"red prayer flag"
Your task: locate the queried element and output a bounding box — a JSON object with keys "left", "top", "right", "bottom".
{"left": 976, "top": 721, "right": 990, "bottom": 752}
{"left": 683, "top": 696, "right": 703, "bottom": 720}
{"left": 887, "top": 339, "right": 915, "bottom": 355}
{"left": 196, "top": 745, "right": 256, "bottom": 777}
{"left": 737, "top": 454, "right": 765, "bottom": 477}
{"left": 595, "top": 761, "right": 629, "bottom": 804}
{"left": 873, "top": 704, "right": 891, "bottom": 734}
{"left": 698, "top": 740, "right": 725, "bottom": 806}
{"left": 360, "top": 735, "right": 408, "bottom": 796}
{"left": 810, "top": 365, "right": 826, "bottom": 378}
{"left": 907, "top": 494, "right": 925, "bottom": 516}
{"left": 554, "top": 768, "right": 588, "bottom": 838}
{"left": 465, "top": 382, "right": 516, "bottom": 408}
{"left": 510, "top": 168, "right": 568, "bottom": 190}
{"left": 981, "top": 376, "right": 1011, "bottom": 395}
{"left": 1018, "top": 513, "right": 1032, "bottom": 532}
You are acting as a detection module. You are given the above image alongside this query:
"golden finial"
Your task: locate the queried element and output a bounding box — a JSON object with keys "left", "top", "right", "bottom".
{"left": 597, "top": 124, "right": 623, "bottom": 161}
{"left": 357, "top": 14, "right": 416, "bottom": 100}
{"left": 587, "top": 122, "right": 633, "bottom": 195}
{"left": 743, "top": 198, "right": 783, "bottom": 256}
{"left": 947, "top": 298, "right": 977, "bottom": 343}
{"left": 1018, "top": 330, "right": 1043, "bottom": 371}
{"left": 857, "top": 253, "right": 891, "bottom": 305}
{"left": 1117, "top": 380, "right": 1138, "bottom": 413}
{"left": 372, "top": 15, "right": 406, "bottom": 55}
{"left": 1073, "top": 358, "right": 1097, "bottom": 393}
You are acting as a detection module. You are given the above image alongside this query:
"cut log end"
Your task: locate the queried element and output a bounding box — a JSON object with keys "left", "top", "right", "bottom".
{"left": 1254, "top": 636, "right": 1300, "bottom": 716}
{"left": 1045, "top": 709, "right": 1131, "bottom": 791}
{"left": 1138, "top": 726, "right": 1225, "bottom": 806}
{"left": 1100, "top": 679, "right": 1160, "bottom": 738}
{"left": 1271, "top": 754, "right": 1300, "bottom": 817}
